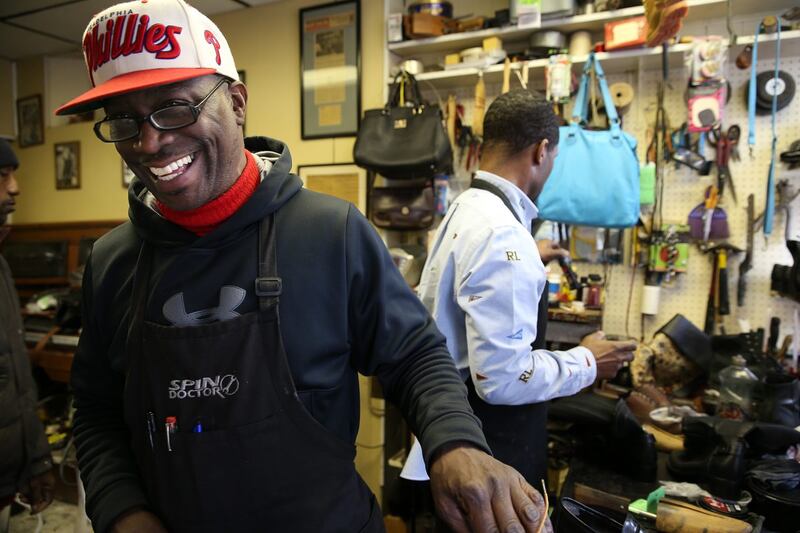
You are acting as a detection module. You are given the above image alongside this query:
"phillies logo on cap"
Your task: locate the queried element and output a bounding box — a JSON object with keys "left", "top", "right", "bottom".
{"left": 56, "top": 0, "right": 239, "bottom": 116}
{"left": 84, "top": 13, "right": 183, "bottom": 83}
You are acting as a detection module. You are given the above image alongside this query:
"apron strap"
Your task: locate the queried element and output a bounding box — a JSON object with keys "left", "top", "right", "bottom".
{"left": 256, "top": 214, "right": 282, "bottom": 312}
{"left": 127, "top": 242, "right": 153, "bottom": 371}
{"left": 471, "top": 178, "right": 522, "bottom": 224}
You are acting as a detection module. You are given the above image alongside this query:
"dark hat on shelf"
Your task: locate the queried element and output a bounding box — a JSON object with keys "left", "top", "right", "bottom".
{"left": 0, "top": 139, "right": 18, "bottom": 169}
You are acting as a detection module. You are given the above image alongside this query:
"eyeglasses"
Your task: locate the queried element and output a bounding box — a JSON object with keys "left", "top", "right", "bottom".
{"left": 93, "top": 78, "right": 230, "bottom": 143}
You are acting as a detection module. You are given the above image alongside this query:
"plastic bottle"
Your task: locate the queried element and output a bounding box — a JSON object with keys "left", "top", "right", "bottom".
{"left": 717, "top": 355, "right": 758, "bottom": 421}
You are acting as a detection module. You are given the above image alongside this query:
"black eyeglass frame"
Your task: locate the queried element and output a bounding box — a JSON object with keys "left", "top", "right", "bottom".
{"left": 93, "top": 78, "right": 230, "bottom": 143}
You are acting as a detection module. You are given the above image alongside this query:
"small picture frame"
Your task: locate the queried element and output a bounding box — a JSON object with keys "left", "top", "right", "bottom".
{"left": 16, "top": 94, "right": 44, "bottom": 148}
{"left": 297, "top": 163, "right": 366, "bottom": 214}
{"left": 299, "top": 0, "right": 361, "bottom": 139}
{"left": 122, "top": 160, "right": 135, "bottom": 188}
{"left": 55, "top": 141, "right": 80, "bottom": 190}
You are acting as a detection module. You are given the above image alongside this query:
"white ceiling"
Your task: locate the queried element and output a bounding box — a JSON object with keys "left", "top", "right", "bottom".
{"left": 0, "top": 0, "right": 284, "bottom": 61}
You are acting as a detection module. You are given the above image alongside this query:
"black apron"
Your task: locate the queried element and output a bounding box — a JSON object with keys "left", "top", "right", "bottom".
{"left": 123, "top": 215, "right": 384, "bottom": 532}
{"left": 467, "top": 178, "right": 550, "bottom": 485}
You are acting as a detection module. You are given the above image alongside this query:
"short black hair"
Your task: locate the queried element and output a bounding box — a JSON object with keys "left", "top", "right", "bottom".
{"left": 482, "top": 89, "right": 559, "bottom": 157}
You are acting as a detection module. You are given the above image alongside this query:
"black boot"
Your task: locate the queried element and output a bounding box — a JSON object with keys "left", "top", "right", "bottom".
{"left": 760, "top": 373, "right": 800, "bottom": 427}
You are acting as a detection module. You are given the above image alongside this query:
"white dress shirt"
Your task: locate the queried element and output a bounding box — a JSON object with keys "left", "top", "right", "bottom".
{"left": 417, "top": 170, "right": 597, "bottom": 405}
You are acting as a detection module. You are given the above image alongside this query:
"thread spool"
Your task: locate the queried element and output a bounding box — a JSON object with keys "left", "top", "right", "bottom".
{"left": 641, "top": 284, "right": 661, "bottom": 316}
{"left": 609, "top": 82, "right": 634, "bottom": 114}
{"left": 569, "top": 31, "right": 593, "bottom": 57}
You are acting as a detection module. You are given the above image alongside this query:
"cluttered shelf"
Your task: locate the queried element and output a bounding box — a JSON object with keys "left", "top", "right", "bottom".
{"left": 387, "top": 30, "right": 800, "bottom": 89}
{"left": 387, "top": 0, "right": 792, "bottom": 57}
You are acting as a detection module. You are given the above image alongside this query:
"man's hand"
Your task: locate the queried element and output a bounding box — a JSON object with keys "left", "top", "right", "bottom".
{"left": 19, "top": 470, "right": 55, "bottom": 514}
{"left": 429, "top": 444, "right": 552, "bottom": 533}
{"left": 580, "top": 331, "right": 637, "bottom": 381}
{"left": 112, "top": 509, "right": 168, "bottom": 533}
{"left": 536, "top": 239, "right": 569, "bottom": 265}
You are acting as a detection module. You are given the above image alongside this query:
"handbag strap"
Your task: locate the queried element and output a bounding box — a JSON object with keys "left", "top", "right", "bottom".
{"left": 388, "top": 71, "right": 424, "bottom": 109}
{"left": 747, "top": 21, "right": 760, "bottom": 151}
{"left": 572, "top": 53, "right": 621, "bottom": 131}
{"left": 765, "top": 23, "right": 781, "bottom": 236}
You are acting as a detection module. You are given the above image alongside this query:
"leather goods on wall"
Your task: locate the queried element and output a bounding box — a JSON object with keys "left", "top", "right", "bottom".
{"left": 536, "top": 52, "right": 640, "bottom": 228}
{"left": 370, "top": 180, "right": 435, "bottom": 231}
{"left": 354, "top": 71, "right": 452, "bottom": 179}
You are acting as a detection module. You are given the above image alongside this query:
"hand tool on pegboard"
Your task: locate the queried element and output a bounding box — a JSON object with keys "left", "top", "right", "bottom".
{"left": 703, "top": 242, "right": 742, "bottom": 334}
{"left": 737, "top": 194, "right": 755, "bottom": 307}
{"left": 708, "top": 124, "right": 740, "bottom": 204}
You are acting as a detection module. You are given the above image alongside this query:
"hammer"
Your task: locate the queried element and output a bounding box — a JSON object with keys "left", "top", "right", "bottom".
{"left": 704, "top": 243, "right": 743, "bottom": 334}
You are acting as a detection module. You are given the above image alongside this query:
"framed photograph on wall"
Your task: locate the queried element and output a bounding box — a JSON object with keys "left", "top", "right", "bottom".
{"left": 55, "top": 141, "right": 80, "bottom": 190}
{"left": 122, "top": 160, "right": 135, "bottom": 188}
{"left": 297, "top": 163, "right": 366, "bottom": 214}
{"left": 299, "top": 0, "right": 360, "bottom": 139}
{"left": 16, "top": 95, "right": 44, "bottom": 148}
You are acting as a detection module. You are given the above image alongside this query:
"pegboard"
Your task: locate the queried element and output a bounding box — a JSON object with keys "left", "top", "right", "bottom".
{"left": 417, "top": 8, "right": 800, "bottom": 345}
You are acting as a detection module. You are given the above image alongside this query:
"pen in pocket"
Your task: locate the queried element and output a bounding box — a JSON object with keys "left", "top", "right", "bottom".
{"left": 165, "top": 416, "right": 178, "bottom": 452}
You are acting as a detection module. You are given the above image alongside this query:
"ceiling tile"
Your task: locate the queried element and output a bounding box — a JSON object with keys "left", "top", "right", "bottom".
{"left": 0, "top": 0, "right": 71, "bottom": 19}
{"left": 185, "top": 0, "right": 245, "bottom": 16}
{"left": 14, "top": 0, "right": 138, "bottom": 43}
{"left": 0, "top": 21, "right": 77, "bottom": 60}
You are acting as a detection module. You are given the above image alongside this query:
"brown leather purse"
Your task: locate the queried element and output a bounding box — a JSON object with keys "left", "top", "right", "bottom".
{"left": 369, "top": 180, "right": 434, "bottom": 231}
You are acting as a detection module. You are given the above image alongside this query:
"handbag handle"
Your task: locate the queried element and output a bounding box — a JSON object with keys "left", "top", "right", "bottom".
{"left": 387, "top": 71, "right": 424, "bottom": 109}
{"left": 571, "top": 53, "right": 622, "bottom": 132}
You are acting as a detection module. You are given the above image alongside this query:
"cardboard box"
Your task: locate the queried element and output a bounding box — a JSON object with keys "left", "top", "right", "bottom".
{"left": 403, "top": 13, "right": 448, "bottom": 38}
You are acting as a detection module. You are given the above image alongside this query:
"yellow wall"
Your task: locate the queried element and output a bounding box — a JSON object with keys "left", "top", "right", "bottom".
{"left": 8, "top": 0, "right": 387, "bottom": 499}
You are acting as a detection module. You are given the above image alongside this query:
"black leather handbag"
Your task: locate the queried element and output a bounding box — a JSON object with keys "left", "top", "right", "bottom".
{"left": 354, "top": 71, "right": 452, "bottom": 179}
{"left": 369, "top": 180, "right": 435, "bottom": 231}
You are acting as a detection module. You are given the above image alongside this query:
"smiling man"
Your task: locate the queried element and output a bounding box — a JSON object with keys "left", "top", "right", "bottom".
{"left": 59, "top": 1, "right": 551, "bottom": 532}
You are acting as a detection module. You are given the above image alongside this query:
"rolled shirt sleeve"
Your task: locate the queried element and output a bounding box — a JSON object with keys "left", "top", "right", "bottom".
{"left": 457, "top": 224, "right": 596, "bottom": 405}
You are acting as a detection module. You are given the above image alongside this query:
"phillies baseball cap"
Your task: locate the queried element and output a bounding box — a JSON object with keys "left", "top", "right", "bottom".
{"left": 56, "top": 0, "right": 238, "bottom": 116}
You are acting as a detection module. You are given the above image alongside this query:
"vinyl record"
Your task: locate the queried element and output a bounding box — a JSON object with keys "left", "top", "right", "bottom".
{"left": 749, "top": 70, "right": 796, "bottom": 114}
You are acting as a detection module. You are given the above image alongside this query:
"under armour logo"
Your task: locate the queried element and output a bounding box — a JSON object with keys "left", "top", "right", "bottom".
{"left": 163, "top": 286, "right": 245, "bottom": 326}
{"left": 204, "top": 30, "right": 221, "bottom": 65}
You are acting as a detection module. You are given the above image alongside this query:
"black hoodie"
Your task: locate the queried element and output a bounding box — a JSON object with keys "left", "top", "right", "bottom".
{"left": 71, "top": 137, "right": 488, "bottom": 532}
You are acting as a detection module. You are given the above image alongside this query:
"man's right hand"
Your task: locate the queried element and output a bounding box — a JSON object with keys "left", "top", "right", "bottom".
{"left": 112, "top": 509, "right": 168, "bottom": 533}
{"left": 580, "top": 331, "right": 637, "bottom": 381}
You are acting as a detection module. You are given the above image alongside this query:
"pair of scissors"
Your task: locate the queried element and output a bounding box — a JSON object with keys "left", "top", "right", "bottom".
{"left": 709, "top": 125, "right": 740, "bottom": 203}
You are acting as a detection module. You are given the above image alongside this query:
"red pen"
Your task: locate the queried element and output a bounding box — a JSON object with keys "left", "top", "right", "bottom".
{"left": 165, "top": 416, "right": 177, "bottom": 452}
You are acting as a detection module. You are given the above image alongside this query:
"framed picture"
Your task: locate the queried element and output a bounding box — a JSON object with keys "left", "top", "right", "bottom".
{"left": 122, "top": 160, "right": 135, "bottom": 188}
{"left": 297, "top": 163, "right": 366, "bottom": 214}
{"left": 16, "top": 95, "right": 44, "bottom": 148}
{"left": 299, "top": 0, "right": 360, "bottom": 139}
{"left": 55, "top": 142, "right": 80, "bottom": 190}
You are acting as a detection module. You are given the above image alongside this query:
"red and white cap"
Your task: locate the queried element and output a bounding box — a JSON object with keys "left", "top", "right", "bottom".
{"left": 56, "top": 0, "right": 238, "bottom": 116}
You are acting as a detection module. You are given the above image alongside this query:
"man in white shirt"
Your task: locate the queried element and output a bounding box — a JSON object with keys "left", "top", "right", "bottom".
{"left": 416, "top": 89, "right": 637, "bottom": 485}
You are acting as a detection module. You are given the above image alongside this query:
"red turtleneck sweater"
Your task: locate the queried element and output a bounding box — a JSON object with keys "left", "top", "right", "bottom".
{"left": 157, "top": 150, "right": 259, "bottom": 236}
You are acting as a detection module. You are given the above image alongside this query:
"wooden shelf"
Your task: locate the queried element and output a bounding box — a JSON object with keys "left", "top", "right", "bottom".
{"left": 395, "top": 30, "right": 800, "bottom": 89}
{"left": 387, "top": 0, "right": 794, "bottom": 58}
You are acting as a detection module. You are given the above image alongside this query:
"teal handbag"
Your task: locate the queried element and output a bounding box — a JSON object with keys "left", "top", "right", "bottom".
{"left": 536, "top": 52, "right": 640, "bottom": 228}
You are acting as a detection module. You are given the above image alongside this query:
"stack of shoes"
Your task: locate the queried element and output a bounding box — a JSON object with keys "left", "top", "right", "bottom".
{"left": 645, "top": 0, "right": 689, "bottom": 47}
